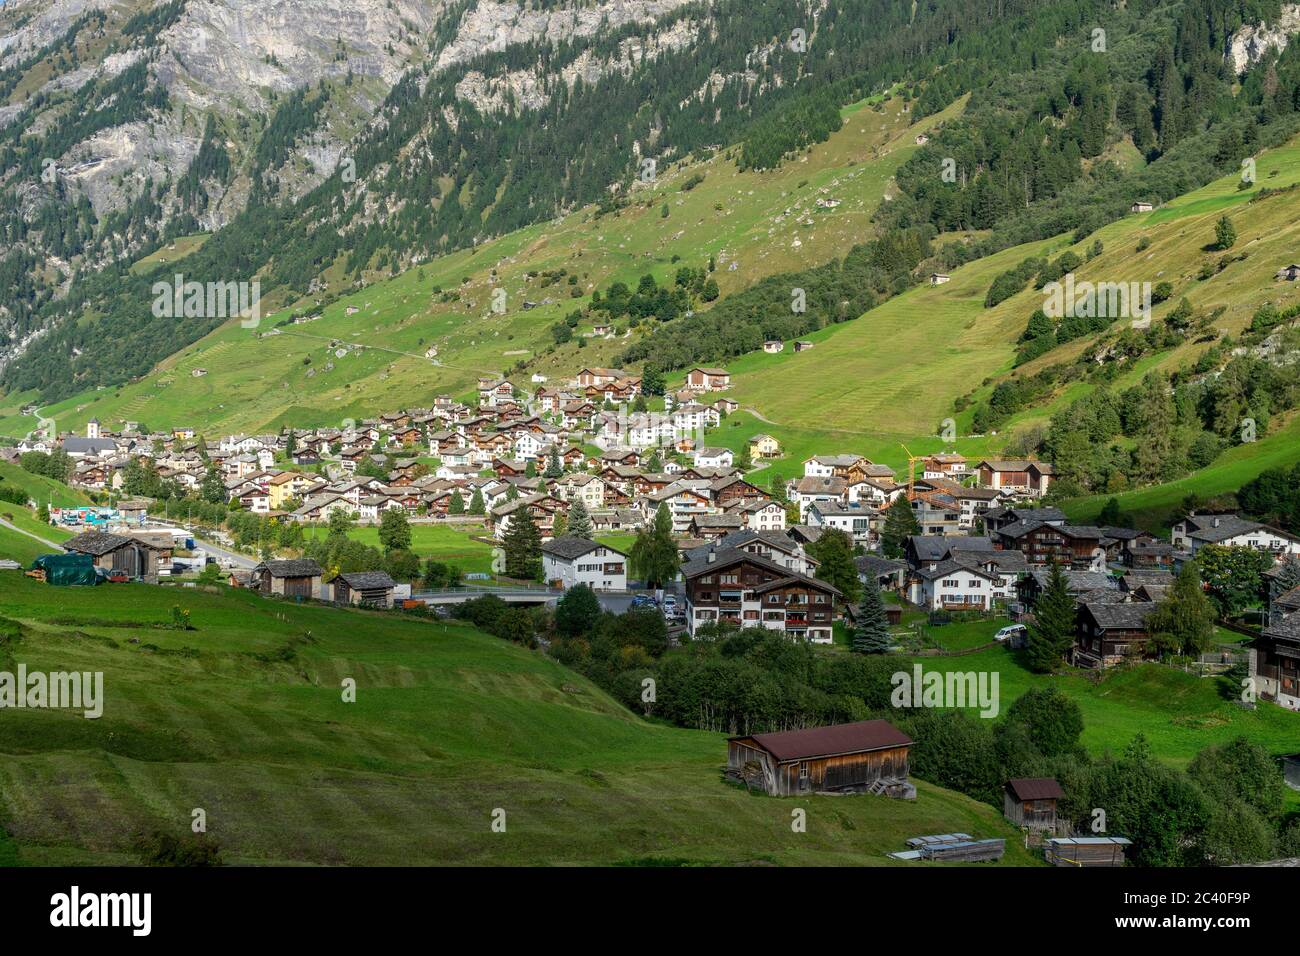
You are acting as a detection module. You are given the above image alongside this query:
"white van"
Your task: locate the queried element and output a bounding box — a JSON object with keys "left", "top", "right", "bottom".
{"left": 995, "top": 624, "right": 1027, "bottom": 643}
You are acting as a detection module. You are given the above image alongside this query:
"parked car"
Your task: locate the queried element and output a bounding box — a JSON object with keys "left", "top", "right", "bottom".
{"left": 630, "top": 594, "right": 657, "bottom": 610}
{"left": 994, "top": 624, "right": 1027, "bottom": 643}
{"left": 106, "top": 570, "right": 130, "bottom": 583}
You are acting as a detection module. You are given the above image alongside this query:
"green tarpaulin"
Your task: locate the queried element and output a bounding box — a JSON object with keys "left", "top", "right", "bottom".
{"left": 31, "top": 553, "right": 99, "bottom": 586}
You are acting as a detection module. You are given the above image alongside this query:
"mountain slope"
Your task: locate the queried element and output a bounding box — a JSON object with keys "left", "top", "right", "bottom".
{"left": 4, "top": 87, "right": 952, "bottom": 437}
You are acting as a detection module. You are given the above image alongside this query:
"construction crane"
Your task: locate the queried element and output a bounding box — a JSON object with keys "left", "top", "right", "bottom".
{"left": 901, "top": 443, "right": 922, "bottom": 497}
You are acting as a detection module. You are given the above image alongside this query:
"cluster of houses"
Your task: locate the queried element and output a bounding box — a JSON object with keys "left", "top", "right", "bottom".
{"left": 789, "top": 453, "right": 1052, "bottom": 542}
{"left": 11, "top": 365, "right": 750, "bottom": 531}
{"left": 21, "top": 367, "right": 1300, "bottom": 711}
{"left": 883, "top": 506, "right": 1300, "bottom": 696}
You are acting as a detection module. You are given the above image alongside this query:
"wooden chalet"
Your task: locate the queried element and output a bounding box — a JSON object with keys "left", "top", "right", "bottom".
{"left": 1255, "top": 610, "right": 1300, "bottom": 711}
{"left": 727, "top": 720, "right": 912, "bottom": 797}
{"left": 993, "top": 521, "right": 1104, "bottom": 569}
{"left": 1073, "top": 600, "right": 1158, "bottom": 668}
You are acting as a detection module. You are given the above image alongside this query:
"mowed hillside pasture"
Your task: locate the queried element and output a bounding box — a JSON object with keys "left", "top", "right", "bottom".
{"left": 973, "top": 134, "right": 1300, "bottom": 437}
{"left": 0, "top": 461, "right": 91, "bottom": 509}
{"left": 0, "top": 508, "right": 72, "bottom": 567}
{"left": 11, "top": 94, "right": 962, "bottom": 441}
{"left": 718, "top": 235, "right": 1061, "bottom": 456}
{"left": 0, "top": 575, "right": 1034, "bottom": 866}
{"left": 717, "top": 132, "right": 1300, "bottom": 499}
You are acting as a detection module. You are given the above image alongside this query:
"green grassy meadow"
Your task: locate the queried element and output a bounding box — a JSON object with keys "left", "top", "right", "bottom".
{"left": 905, "top": 618, "right": 1300, "bottom": 769}
{"left": 0, "top": 574, "right": 1034, "bottom": 866}
{"left": 302, "top": 522, "right": 498, "bottom": 576}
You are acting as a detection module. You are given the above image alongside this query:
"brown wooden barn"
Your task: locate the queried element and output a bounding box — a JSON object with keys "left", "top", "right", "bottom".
{"left": 250, "top": 559, "right": 323, "bottom": 599}
{"left": 333, "top": 570, "right": 396, "bottom": 608}
{"left": 727, "top": 720, "right": 912, "bottom": 797}
{"left": 62, "top": 529, "right": 168, "bottom": 584}
{"left": 1004, "top": 777, "right": 1065, "bottom": 830}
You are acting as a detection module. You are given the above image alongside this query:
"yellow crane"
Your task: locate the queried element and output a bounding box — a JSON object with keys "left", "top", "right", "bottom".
{"left": 901, "top": 444, "right": 922, "bottom": 496}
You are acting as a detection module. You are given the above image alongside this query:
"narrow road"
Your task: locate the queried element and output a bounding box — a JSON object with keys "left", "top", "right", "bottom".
{"left": 194, "top": 535, "right": 257, "bottom": 570}
{"left": 0, "top": 517, "right": 64, "bottom": 551}
{"left": 143, "top": 520, "right": 257, "bottom": 570}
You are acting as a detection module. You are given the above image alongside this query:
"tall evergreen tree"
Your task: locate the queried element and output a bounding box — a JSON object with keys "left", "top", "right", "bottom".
{"left": 502, "top": 506, "right": 542, "bottom": 580}
{"left": 852, "top": 576, "right": 891, "bottom": 654}
{"left": 567, "top": 498, "right": 594, "bottom": 539}
{"left": 544, "top": 446, "right": 563, "bottom": 478}
{"left": 1027, "top": 560, "right": 1076, "bottom": 673}
{"left": 469, "top": 489, "right": 485, "bottom": 515}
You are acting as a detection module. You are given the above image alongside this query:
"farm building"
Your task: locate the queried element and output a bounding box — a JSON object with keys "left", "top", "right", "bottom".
{"left": 1131, "top": 201, "right": 1153, "bottom": 213}
{"left": 727, "top": 719, "right": 912, "bottom": 797}
{"left": 62, "top": 530, "right": 168, "bottom": 583}
{"left": 1044, "top": 836, "right": 1132, "bottom": 867}
{"left": 250, "top": 559, "right": 323, "bottom": 599}
{"left": 1004, "top": 777, "right": 1064, "bottom": 831}
{"left": 333, "top": 570, "right": 396, "bottom": 608}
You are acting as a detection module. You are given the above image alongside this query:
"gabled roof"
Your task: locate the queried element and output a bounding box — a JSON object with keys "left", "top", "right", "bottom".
{"left": 1079, "top": 600, "right": 1158, "bottom": 630}
{"left": 541, "top": 536, "right": 625, "bottom": 560}
{"left": 62, "top": 530, "right": 126, "bottom": 555}
{"left": 336, "top": 571, "right": 395, "bottom": 590}
{"left": 254, "top": 559, "right": 323, "bottom": 578}
{"left": 1006, "top": 777, "right": 1065, "bottom": 801}
{"left": 908, "top": 535, "right": 994, "bottom": 562}
{"left": 1183, "top": 514, "right": 1293, "bottom": 544}
{"left": 683, "top": 529, "right": 802, "bottom": 562}
{"left": 734, "top": 720, "right": 912, "bottom": 762}
{"left": 915, "top": 558, "right": 1001, "bottom": 583}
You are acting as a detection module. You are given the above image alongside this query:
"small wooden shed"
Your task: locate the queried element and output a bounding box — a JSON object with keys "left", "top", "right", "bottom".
{"left": 333, "top": 570, "right": 396, "bottom": 608}
{"left": 1004, "top": 777, "right": 1064, "bottom": 830}
{"left": 251, "top": 558, "right": 323, "bottom": 599}
{"left": 727, "top": 720, "right": 912, "bottom": 797}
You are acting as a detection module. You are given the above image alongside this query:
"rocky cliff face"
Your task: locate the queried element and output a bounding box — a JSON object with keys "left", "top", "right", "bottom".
{"left": 0, "top": 0, "right": 703, "bottom": 285}
{"left": 1225, "top": 3, "right": 1300, "bottom": 74}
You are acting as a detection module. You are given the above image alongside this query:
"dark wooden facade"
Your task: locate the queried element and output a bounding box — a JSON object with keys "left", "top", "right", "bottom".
{"left": 1254, "top": 616, "right": 1300, "bottom": 709}
{"left": 997, "top": 524, "right": 1101, "bottom": 568}
{"left": 726, "top": 720, "right": 911, "bottom": 797}
{"left": 1003, "top": 778, "right": 1064, "bottom": 830}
